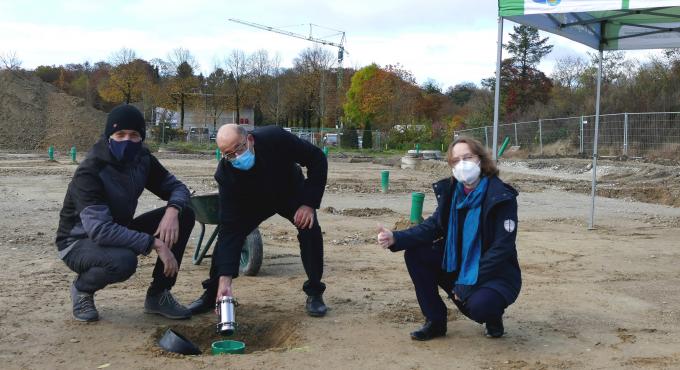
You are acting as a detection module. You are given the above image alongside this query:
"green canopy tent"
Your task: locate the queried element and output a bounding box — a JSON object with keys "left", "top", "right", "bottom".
{"left": 493, "top": 0, "right": 680, "bottom": 228}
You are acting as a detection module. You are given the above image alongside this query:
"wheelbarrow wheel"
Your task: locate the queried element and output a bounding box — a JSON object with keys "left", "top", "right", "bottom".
{"left": 239, "top": 228, "right": 263, "bottom": 276}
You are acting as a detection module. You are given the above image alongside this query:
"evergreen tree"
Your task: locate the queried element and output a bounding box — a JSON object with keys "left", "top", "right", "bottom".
{"left": 504, "top": 25, "right": 553, "bottom": 76}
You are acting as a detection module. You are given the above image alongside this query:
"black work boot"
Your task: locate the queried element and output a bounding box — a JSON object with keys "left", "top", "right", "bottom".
{"left": 187, "top": 290, "right": 215, "bottom": 315}
{"left": 144, "top": 289, "right": 191, "bottom": 319}
{"left": 410, "top": 320, "right": 447, "bottom": 341}
{"left": 71, "top": 283, "right": 99, "bottom": 322}
{"left": 305, "top": 295, "right": 327, "bottom": 317}
{"left": 485, "top": 318, "right": 504, "bottom": 338}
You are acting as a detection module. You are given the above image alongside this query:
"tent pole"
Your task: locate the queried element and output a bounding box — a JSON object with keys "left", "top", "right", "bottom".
{"left": 492, "top": 16, "right": 503, "bottom": 160}
{"left": 588, "top": 48, "right": 603, "bottom": 230}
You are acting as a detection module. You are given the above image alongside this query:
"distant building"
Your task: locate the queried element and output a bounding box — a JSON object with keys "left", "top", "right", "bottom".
{"left": 153, "top": 107, "right": 255, "bottom": 132}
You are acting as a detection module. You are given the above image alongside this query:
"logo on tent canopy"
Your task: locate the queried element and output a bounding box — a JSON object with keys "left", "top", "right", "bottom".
{"left": 533, "top": 0, "right": 561, "bottom": 6}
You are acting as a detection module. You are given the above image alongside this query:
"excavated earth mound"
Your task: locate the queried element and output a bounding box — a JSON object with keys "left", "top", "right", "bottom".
{"left": 0, "top": 70, "right": 104, "bottom": 151}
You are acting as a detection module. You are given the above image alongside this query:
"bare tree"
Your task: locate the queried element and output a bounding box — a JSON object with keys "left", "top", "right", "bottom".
{"left": 551, "top": 55, "right": 587, "bottom": 90}
{"left": 225, "top": 49, "right": 250, "bottom": 124}
{"left": 168, "top": 48, "right": 199, "bottom": 76}
{"left": 110, "top": 48, "right": 136, "bottom": 66}
{"left": 248, "top": 49, "right": 276, "bottom": 125}
{"left": 165, "top": 48, "right": 200, "bottom": 130}
{"left": 293, "top": 46, "right": 335, "bottom": 128}
{"left": 0, "top": 51, "right": 22, "bottom": 71}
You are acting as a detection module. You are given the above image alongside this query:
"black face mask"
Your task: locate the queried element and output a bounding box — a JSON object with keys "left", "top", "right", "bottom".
{"left": 108, "top": 139, "right": 142, "bottom": 162}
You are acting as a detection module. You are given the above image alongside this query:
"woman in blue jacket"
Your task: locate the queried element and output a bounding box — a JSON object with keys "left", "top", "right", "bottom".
{"left": 378, "top": 137, "right": 521, "bottom": 341}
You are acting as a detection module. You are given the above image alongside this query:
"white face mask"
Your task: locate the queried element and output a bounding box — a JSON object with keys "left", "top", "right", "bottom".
{"left": 452, "top": 160, "right": 481, "bottom": 185}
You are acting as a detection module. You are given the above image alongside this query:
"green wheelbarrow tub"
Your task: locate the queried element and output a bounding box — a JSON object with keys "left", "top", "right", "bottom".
{"left": 190, "top": 192, "right": 221, "bottom": 224}
{"left": 189, "top": 193, "right": 263, "bottom": 276}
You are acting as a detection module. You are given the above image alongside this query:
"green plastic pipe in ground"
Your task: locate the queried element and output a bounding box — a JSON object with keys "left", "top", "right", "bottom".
{"left": 48, "top": 145, "right": 54, "bottom": 161}
{"left": 322, "top": 146, "right": 329, "bottom": 156}
{"left": 215, "top": 148, "right": 221, "bottom": 161}
{"left": 497, "top": 136, "right": 511, "bottom": 158}
{"left": 380, "top": 170, "right": 389, "bottom": 193}
{"left": 410, "top": 192, "right": 425, "bottom": 224}
{"left": 70, "top": 146, "right": 77, "bottom": 163}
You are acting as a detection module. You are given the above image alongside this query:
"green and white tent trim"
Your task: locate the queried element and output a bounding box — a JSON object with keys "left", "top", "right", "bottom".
{"left": 500, "top": 0, "right": 680, "bottom": 50}
{"left": 491, "top": 1, "right": 680, "bottom": 228}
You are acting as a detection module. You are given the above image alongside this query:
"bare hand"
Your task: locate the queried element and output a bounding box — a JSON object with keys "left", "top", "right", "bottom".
{"left": 216, "top": 276, "right": 233, "bottom": 314}
{"left": 154, "top": 206, "right": 180, "bottom": 248}
{"left": 153, "top": 238, "right": 178, "bottom": 277}
{"left": 377, "top": 224, "right": 395, "bottom": 249}
{"left": 294, "top": 205, "right": 315, "bottom": 229}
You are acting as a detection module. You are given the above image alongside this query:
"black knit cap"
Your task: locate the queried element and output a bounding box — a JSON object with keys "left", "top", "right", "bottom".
{"left": 105, "top": 104, "right": 146, "bottom": 141}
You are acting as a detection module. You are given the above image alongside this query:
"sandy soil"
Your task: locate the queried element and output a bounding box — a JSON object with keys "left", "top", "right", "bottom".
{"left": 1, "top": 152, "right": 679, "bottom": 370}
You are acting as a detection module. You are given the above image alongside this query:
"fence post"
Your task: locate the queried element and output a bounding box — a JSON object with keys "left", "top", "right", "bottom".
{"left": 484, "top": 126, "right": 489, "bottom": 148}
{"left": 513, "top": 122, "right": 518, "bottom": 146}
{"left": 623, "top": 112, "right": 629, "bottom": 156}
{"left": 579, "top": 116, "right": 584, "bottom": 153}
{"left": 538, "top": 119, "right": 543, "bottom": 155}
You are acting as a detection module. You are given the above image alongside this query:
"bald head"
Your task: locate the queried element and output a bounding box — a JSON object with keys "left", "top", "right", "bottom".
{"left": 217, "top": 124, "right": 252, "bottom": 157}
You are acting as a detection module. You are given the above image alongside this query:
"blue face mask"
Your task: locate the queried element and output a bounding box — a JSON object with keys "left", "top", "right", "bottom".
{"left": 230, "top": 147, "right": 255, "bottom": 171}
{"left": 109, "top": 139, "right": 142, "bottom": 162}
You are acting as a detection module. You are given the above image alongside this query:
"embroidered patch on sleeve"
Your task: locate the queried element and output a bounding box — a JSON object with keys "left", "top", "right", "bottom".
{"left": 503, "top": 219, "right": 516, "bottom": 233}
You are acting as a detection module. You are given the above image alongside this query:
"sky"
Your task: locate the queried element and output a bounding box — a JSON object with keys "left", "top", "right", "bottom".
{"left": 0, "top": 0, "right": 657, "bottom": 89}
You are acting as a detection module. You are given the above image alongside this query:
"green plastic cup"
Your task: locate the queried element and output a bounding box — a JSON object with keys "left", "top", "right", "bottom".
{"left": 410, "top": 192, "right": 425, "bottom": 224}
{"left": 212, "top": 340, "right": 245, "bottom": 355}
{"left": 381, "top": 170, "right": 389, "bottom": 193}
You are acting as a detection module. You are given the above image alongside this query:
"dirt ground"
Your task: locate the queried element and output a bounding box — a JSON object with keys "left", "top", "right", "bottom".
{"left": 1, "top": 151, "right": 679, "bottom": 370}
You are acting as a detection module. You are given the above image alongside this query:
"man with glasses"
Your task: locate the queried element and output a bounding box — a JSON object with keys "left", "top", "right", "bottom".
{"left": 188, "top": 123, "right": 329, "bottom": 317}
{"left": 56, "top": 104, "right": 195, "bottom": 322}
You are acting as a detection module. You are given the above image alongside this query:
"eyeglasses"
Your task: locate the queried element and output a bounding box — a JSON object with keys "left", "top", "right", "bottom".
{"left": 450, "top": 154, "right": 478, "bottom": 166}
{"left": 222, "top": 140, "right": 248, "bottom": 161}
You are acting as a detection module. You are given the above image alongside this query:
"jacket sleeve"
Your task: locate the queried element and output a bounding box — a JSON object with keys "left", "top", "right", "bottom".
{"left": 389, "top": 206, "right": 444, "bottom": 252}
{"left": 279, "top": 128, "right": 328, "bottom": 209}
{"left": 72, "top": 167, "right": 154, "bottom": 255}
{"left": 477, "top": 198, "right": 518, "bottom": 278}
{"left": 145, "top": 155, "right": 190, "bottom": 212}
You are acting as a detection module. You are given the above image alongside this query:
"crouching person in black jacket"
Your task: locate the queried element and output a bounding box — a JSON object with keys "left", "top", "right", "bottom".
{"left": 55, "top": 104, "right": 195, "bottom": 322}
{"left": 377, "top": 137, "right": 521, "bottom": 340}
{"left": 187, "top": 124, "right": 329, "bottom": 317}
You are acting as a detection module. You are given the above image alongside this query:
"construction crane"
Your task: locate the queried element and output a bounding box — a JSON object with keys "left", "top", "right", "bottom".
{"left": 229, "top": 18, "right": 347, "bottom": 128}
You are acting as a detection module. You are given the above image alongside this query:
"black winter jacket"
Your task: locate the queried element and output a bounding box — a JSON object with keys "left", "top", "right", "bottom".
{"left": 391, "top": 176, "right": 521, "bottom": 304}
{"left": 55, "top": 138, "right": 190, "bottom": 256}
{"left": 213, "top": 125, "right": 328, "bottom": 277}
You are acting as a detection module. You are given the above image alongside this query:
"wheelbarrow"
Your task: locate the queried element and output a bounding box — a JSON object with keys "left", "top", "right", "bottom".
{"left": 189, "top": 193, "right": 263, "bottom": 276}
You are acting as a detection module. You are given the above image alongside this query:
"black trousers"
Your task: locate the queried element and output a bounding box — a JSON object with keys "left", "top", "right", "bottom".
{"left": 203, "top": 202, "right": 325, "bottom": 297}
{"left": 404, "top": 244, "right": 507, "bottom": 325}
{"left": 63, "top": 207, "right": 195, "bottom": 294}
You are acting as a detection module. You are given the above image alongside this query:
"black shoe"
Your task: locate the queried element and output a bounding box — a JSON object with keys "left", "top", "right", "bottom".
{"left": 485, "top": 318, "right": 504, "bottom": 338}
{"left": 410, "top": 320, "right": 447, "bottom": 341}
{"left": 144, "top": 289, "right": 192, "bottom": 319}
{"left": 187, "top": 290, "right": 215, "bottom": 315}
{"left": 71, "top": 283, "right": 99, "bottom": 322}
{"left": 305, "top": 295, "right": 327, "bottom": 317}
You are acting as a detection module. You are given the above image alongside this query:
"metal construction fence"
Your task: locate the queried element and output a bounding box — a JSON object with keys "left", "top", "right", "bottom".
{"left": 148, "top": 112, "right": 680, "bottom": 159}
{"left": 454, "top": 112, "right": 680, "bottom": 159}
{"left": 148, "top": 125, "right": 388, "bottom": 151}
{"left": 286, "top": 128, "right": 386, "bottom": 150}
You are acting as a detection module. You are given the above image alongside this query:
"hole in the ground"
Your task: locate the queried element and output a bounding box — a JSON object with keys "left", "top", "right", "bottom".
{"left": 147, "top": 305, "right": 303, "bottom": 356}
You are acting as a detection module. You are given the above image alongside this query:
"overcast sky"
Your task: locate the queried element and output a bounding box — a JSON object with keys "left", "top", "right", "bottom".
{"left": 0, "top": 0, "right": 656, "bottom": 89}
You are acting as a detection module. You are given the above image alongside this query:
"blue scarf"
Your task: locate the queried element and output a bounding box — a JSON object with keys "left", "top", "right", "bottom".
{"left": 442, "top": 177, "right": 489, "bottom": 285}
